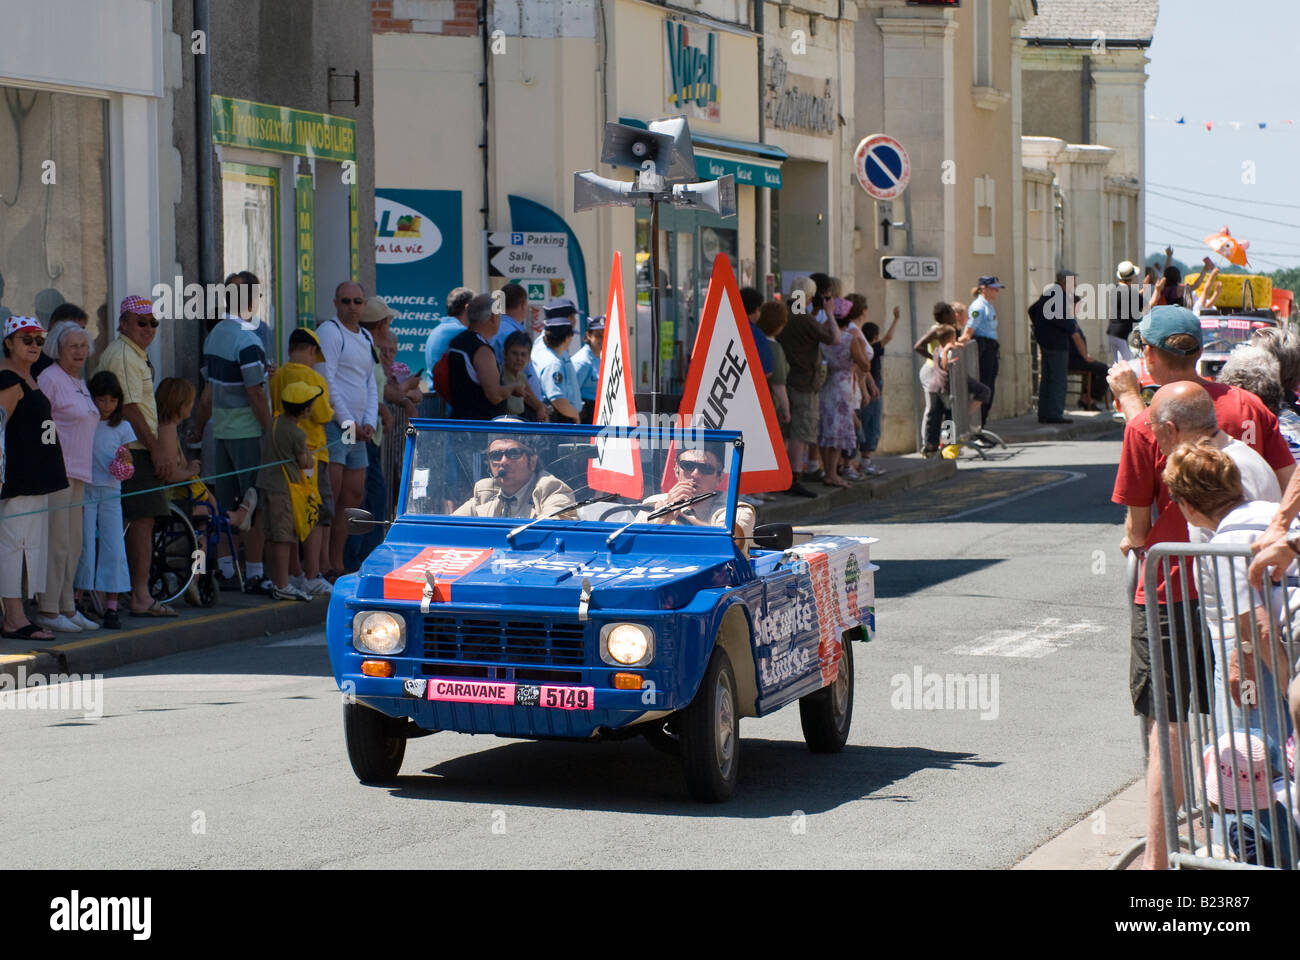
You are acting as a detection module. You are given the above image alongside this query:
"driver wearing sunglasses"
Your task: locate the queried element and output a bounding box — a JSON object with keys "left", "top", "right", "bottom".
{"left": 454, "top": 435, "right": 575, "bottom": 519}
{"left": 637, "top": 448, "right": 756, "bottom": 554}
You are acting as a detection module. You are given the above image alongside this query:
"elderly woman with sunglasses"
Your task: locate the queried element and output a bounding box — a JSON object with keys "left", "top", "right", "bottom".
{"left": 34, "top": 321, "right": 101, "bottom": 633}
{"left": 0, "top": 316, "right": 69, "bottom": 641}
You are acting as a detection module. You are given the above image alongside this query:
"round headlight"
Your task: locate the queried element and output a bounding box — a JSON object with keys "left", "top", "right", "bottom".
{"left": 606, "top": 623, "right": 650, "bottom": 665}
{"left": 354, "top": 611, "right": 405, "bottom": 655}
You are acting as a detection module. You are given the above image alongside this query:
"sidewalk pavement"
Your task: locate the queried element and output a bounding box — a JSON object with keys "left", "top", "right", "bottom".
{"left": 1014, "top": 779, "right": 1147, "bottom": 870}
{"left": 989, "top": 405, "right": 1125, "bottom": 446}
{"left": 755, "top": 454, "right": 957, "bottom": 525}
{"left": 0, "top": 590, "right": 326, "bottom": 684}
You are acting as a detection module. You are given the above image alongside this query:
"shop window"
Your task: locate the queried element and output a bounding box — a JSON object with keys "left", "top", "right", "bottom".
{"left": 974, "top": 175, "right": 995, "bottom": 255}
{"left": 221, "top": 162, "right": 281, "bottom": 362}
{"left": 0, "top": 85, "right": 110, "bottom": 352}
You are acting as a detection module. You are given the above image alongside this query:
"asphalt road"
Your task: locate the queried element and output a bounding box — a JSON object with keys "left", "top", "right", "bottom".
{"left": 0, "top": 436, "right": 1140, "bottom": 869}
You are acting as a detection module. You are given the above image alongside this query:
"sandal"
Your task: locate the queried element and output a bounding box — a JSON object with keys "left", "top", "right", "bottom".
{"left": 128, "top": 601, "right": 178, "bottom": 618}
{"left": 1, "top": 623, "right": 55, "bottom": 641}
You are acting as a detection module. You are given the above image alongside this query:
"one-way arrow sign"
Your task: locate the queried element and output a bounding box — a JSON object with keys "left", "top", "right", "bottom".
{"left": 880, "top": 256, "right": 941, "bottom": 282}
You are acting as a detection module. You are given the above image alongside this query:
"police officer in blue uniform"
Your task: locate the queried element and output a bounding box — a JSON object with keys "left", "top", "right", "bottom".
{"left": 961, "top": 275, "right": 1004, "bottom": 425}
{"left": 534, "top": 299, "right": 582, "bottom": 423}
{"left": 571, "top": 314, "right": 604, "bottom": 423}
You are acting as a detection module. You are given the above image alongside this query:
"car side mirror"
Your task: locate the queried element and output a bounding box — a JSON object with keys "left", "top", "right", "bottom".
{"left": 344, "top": 507, "right": 383, "bottom": 535}
{"left": 751, "top": 523, "right": 793, "bottom": 551}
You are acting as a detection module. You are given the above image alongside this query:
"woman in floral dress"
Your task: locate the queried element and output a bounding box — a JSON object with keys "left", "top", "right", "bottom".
{"left": 818, "top": 298, "right": 870, "bottom": 488}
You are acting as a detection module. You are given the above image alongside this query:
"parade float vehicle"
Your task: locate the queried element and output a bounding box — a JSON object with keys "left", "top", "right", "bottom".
{"left": 327, "top": 419, "right": 875, "bottom": 802}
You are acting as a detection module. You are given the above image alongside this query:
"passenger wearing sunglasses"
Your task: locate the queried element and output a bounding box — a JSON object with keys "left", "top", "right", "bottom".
{"left": 637, "top": 448, "right": 755, "bottom": 554}
{"left": 454, "top": 435, "right": 574, "bottom": 519}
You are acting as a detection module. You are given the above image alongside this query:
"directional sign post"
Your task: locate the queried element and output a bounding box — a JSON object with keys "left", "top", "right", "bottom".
{"left": 484, "top": 230, "right": 577, "bottom": 335}
{"left": 854, "top": 134, "right": 910, "bottom": 201}
{"left": 486, "top": 231, "right": 569, "bottom": 279}
{"left": 881, "top": 256, "right": 941, "bottom": 282}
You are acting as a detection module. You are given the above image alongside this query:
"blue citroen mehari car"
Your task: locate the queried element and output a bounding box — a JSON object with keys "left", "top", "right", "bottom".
{"left": 327, "top": 420, "right": 876, "bottom": 801}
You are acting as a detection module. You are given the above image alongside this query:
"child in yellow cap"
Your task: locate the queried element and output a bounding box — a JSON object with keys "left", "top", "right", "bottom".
{"left": 269, "top": 328, "right": 334, "bottom": 595}
{"left": 256, "top": 381, "right": 321, "bottom": 601}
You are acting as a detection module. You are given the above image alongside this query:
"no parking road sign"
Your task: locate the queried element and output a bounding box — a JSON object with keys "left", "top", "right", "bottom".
{"left": 854, "top": 134, "right": 910, "bottom": 200}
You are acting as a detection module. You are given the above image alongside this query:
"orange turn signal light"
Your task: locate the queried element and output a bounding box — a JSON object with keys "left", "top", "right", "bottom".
{"left": 612, "top": 672, "right": 642, "bottom": 690}
{"left": 361, "top": 660, "right": 394, "bottom": 678}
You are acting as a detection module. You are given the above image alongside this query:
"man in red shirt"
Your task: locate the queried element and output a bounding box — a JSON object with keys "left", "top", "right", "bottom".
{"left": 1109, "top": 305, "right": 1294, "bottom": 869}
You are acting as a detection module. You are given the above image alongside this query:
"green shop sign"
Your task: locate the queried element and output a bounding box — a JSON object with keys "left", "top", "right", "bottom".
{"left": 296, "top": 174, "right": 315, "bottom": 325}
{"left": 211, "top": 95, "right": 356, "bottom": 163}
{"left": 695, "top": 152, "right": 782, "bottom": 189}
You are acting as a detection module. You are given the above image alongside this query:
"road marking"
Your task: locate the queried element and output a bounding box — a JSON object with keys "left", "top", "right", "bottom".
{"left": 940, "top": 470, "right": 1086, "bottom": 521}
{"left": 268, "top": 633, "right": 327, "bottom": 647}
{"left": 948, "top": 618, "right": 1105, "bottom": 658}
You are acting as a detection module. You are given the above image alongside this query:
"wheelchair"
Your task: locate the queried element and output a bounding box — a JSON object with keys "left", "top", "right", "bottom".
{"left": 123, "top": 486, "right": 244, "bottom": 608}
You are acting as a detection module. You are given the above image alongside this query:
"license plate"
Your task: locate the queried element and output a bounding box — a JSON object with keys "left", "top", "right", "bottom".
{"left": 426, "top": 678, "right": 594, "bottom": 711}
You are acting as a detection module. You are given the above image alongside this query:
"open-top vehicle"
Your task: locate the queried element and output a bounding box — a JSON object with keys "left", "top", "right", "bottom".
{"left": 327, "top": 419, "right": 876, "bottom": 801}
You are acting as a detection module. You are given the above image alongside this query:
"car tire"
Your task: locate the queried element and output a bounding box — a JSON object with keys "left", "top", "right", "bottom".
{"left": 344, "top": 701, "right": 406, "bottom": 783}
{"left": 678, "top": 646, "right": 739, "bottom": 802}
{"left": 798, "top": 632, "right": 854, "bottom": 753}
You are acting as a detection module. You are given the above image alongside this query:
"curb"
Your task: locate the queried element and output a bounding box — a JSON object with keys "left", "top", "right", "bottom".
{"left": 0, "top": 599, "right": 327, "bottom": 683}
{"left": 756, "top": 457, "right": 957, "bottom": 525}
{"left": 993, "top": 415, "right": 1124, "bottom": 446}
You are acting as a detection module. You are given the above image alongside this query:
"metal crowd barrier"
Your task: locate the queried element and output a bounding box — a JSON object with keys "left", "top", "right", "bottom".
{"left": 1144, "top": 542, "right": 1299, "bottom": 869}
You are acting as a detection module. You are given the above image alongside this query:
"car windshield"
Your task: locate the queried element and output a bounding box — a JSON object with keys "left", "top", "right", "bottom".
{"left": 401, "top": 421, "right": 741, "bottom": 532}
{"left": 1199, "top": 316, "right": 1276, "bottom": 352}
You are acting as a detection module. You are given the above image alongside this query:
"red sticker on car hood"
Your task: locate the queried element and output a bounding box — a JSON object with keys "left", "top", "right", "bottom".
{"left": 382, "top": 547, "right": 494, "bottom": 602}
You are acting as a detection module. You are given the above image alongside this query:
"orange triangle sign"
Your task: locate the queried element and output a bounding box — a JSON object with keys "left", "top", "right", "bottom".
{"left": 587, "top": 252, "right": 644, "bottom": 499}
{"left": 672, "top": 254, "right": 792, "bottom": 494}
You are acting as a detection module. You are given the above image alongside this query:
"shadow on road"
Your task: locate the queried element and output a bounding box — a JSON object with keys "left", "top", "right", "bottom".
{"left": 383, "top": 736, "right": 999, "bottom": 817}
{"left": 874, "top": 558, "right": 1006, "bottom": 598}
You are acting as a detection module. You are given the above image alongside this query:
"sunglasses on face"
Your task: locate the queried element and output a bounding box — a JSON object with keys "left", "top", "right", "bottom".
{"left": 136, "top": 318, "right": 159, "bottom": 328}
{"left": 337, "top": 297, "right": 364, "bottom": 306}
{"left": 17, "top": 334, "right": 45, "bottom": 346}
{"left": 677, "top": 458, "right": 720, "bottom": 476}
{"left": 487, "top": 447, "right": 529, "bottom": 462}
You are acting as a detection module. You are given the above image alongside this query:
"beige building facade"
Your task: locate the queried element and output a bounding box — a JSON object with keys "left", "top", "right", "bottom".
{"left": 855, "top": 0, "right": 1037, "bottom": 452}
{"left": 373, "top": 0, "right": 858, "bottom": 400}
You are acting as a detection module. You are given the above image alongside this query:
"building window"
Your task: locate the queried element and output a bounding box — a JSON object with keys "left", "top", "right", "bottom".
{"left": 974, "top": 175, "right": 995, "bottom": 255}
{"left": 220, "top": 162, "right": 281, "bottom": 362}
{"left": 0, "top": 85, "right": 110, "bottom": 351}
{"left": 973, "top": 0, "right": 992, "bottom": 88}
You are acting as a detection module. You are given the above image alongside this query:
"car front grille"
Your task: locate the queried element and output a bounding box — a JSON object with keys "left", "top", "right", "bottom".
{"left": 422, "top": 614, "right": 587, "bottom": 666}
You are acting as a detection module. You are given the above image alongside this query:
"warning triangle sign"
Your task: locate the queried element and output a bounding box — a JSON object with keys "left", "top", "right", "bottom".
{"left": 586, "top": 251, "right": 644, "bottom": 500}
{"left": 672, "top": 254, "right": 792, "bottom": 494}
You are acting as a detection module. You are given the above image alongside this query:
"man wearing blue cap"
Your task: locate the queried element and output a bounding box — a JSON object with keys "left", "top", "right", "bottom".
{"left": 960, "top": 276, "right": 1004, "bottom": 424}
{"left": 534, "top": 299, "right": 582, "bottom": 423}
{"left": 572, "top": 315, "right": 604, "bottom": 423}
{"left": 1110, "top": 303, "right": 1294, "bottom": 869}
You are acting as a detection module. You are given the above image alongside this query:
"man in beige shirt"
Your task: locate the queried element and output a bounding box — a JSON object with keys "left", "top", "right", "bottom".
{"left": 639, "top": 447, "right": 756, "bottom": 553}
{"left": 455, "top": 436, "right": 575, "bottom": 519}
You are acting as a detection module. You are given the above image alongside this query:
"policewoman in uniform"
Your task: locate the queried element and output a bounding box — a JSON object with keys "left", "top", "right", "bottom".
{"left": 961, "top": 275, "right": 1004, "bottom": 425}
{"left": 571, "top": 314, "right": 604, "bottom": 424}
{"left": 533, "top": 299, "right": 582, "bottom": 423}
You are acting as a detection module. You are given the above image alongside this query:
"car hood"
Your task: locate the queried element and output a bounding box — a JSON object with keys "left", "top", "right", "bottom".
{"left": 353, "top": 540, "right": 739, "bottom": 611}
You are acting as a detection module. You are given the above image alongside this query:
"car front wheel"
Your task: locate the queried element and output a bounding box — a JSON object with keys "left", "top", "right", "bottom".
{"left": 678, "top": 646, "right": 739, "bottom": 802}
{"left": 344, "top": 701, "right": 406, "bottom": 783}
{"left": 798, "top": 633, "right": 854, "bottom": 753}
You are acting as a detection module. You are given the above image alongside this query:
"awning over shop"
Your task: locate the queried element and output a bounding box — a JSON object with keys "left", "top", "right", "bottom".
{"left": 693, "top": 149, "right": 782, "bottom": 189}
{"left": 618, "top": 117, "right": 785, "bottom": 189}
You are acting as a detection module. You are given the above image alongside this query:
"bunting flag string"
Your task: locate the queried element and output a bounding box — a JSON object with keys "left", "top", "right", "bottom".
{"left": 1147, "top": 113, "right": 1296, "bottom": 132}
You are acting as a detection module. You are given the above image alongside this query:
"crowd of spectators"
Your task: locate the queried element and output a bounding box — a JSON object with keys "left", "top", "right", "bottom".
{"left": 1107, "top": 304, "right": 1300, "bottom": 868}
